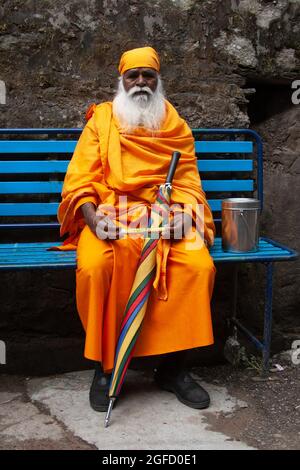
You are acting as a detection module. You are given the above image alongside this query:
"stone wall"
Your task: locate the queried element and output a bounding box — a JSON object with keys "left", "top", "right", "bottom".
{"left": 0, "top": 0, "right": 299, "bottom": 374}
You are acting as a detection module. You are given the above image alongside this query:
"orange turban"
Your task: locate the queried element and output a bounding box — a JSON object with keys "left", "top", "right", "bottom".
{"left": 118, "top": 46, "right": 160, "bottom": 75}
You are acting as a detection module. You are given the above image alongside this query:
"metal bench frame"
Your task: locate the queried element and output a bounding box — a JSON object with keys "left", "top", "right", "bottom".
{"left": 0, "top": 128, "right": 298, "bottom": 374}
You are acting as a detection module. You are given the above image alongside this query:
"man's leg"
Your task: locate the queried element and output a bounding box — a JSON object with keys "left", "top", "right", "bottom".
{"left": 134, "top": 235, "right": 216, "bottom": 358}
{"left": 154, "top": 349, "right": 210, "bottom": 409}
{"left": 150, "top": 240, "right": 216, "bottom": 409}
{"left": 76, "top": 225, "right": 115, "bottom": 411}
{"left": 76, "top": 224, "right": 115, "bottom": 363}
{"left": 76, "top": 225, "right": 144, "bottom": 411}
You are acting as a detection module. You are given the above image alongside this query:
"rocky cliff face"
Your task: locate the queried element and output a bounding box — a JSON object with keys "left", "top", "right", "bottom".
{"left": 0, "top": 0, "right": 299, "bottom": 373}
{"left": 0, "top": 0, "right": 299, "bottom": 127}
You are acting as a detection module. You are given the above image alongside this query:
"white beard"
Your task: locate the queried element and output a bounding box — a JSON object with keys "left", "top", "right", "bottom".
{"left": 112, "top": 76, "right": 166, "bottom": 134}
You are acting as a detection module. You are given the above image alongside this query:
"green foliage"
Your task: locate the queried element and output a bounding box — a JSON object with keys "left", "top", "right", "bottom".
{"left": 238, "top": 345, "right": 264, "bottom": 373}
{"left": 224, "top": 335, "right": 264, "bottom": 373}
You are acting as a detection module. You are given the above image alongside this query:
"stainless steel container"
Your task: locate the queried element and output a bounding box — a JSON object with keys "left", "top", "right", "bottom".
{"left": 222, "top": 198, "right": 260, "bottom": 253}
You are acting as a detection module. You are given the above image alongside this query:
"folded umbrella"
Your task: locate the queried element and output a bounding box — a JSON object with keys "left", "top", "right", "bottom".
{"left": 104, "top": 151, "right": 181, "bottom": 427}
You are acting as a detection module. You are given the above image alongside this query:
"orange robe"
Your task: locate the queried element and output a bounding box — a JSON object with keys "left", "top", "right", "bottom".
{"left": 57, "top": 100, "right": 216, "bottom": 372}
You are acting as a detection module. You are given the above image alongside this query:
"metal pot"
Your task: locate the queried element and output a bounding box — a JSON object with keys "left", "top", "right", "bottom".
{"left": 222, "top": 198, "right": 260, "bottom": 253}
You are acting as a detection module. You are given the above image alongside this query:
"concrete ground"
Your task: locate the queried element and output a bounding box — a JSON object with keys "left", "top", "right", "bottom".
{"left": 0, "top": 358, "right": 299, "bottom": 450}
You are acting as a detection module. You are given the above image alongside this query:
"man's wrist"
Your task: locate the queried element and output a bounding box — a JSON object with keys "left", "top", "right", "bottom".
{"left": 81, "top": 202, "right": 98, "bottom": 232}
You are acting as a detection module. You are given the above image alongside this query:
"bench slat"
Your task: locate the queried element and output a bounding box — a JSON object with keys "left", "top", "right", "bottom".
{"left": 0, "top": 238, "right": 296, "bottom": 270}
{"left": 0, "top": 246, "right": 291, "bottom": 257}
{"left": 0, "top": 200, "right": 222, "bottom": 215}
{"left": 0, "top": 141, "right": 76, "bottom": 153}
{"left": 0, "top": 140, "right": 253, "bottom": 154}
{"left": 202, "top": 180, "right": 253, "bottom": 191}
{"left": 197, "top": 160, "right": 253, "bottom": 171}
{"left": 0, "top": 238, "right": 284, "bottom": 250}
{"left": 0, "top": 159, "right": 253, "bottom": 174}
{"left": 208, "top": 200, "right": 222, "bottom": 211}
{"left": 195, "top": 141, "right": 253, "bottom": 153}
{"left": 0, "top": 161, "right": 69, "bottom": 173}
{"left": 0, "top": 197, "right": 223, "bottom": 215}
{"left": 0, "top": 180, "right": 254, "bottom": 194}
{"left": 0, "top": 242, "right": 65, "bottom": 248}
{"left": 0, "top": 182, "right": 63, "bottom": 194}
{"left": 0, "top": 202, "right": 59, "bottom": 216}
{"left": 1, "top": 246, "right": 291, "bottom": 258}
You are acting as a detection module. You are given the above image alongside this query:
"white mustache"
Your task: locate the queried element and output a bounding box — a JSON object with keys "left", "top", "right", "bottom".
{"left": 128, "top": 86, "right": 153, "bottom": 97}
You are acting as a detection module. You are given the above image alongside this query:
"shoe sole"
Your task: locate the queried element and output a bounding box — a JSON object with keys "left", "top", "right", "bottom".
{"left": 89, "top": 402, "right": 109, "bottom": 412}
{"left": 89, "top": 397, "right": 118, "bottom": 413}
{"left": 157, "top": 383, "right": 210, "bottom": 410}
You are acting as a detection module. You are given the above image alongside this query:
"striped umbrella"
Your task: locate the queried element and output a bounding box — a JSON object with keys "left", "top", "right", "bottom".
{"left": 104, "top": 151, "right": 181, "bottom": 427}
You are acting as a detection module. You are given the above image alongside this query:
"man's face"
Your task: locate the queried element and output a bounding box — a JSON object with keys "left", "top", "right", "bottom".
{"left": 122, "top": 67, "right": 158, "bottom": 98}
{"left": 113, "top": 66, "right": 165, "bottom": 131}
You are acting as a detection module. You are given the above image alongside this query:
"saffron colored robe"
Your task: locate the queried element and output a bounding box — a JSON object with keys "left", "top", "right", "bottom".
{"left": 57, "top": 100, "right": 216, "bottom": 372}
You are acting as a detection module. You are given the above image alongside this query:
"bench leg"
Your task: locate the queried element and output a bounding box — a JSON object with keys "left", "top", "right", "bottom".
{"left": 226, "top": 264, "right": 239, "bottom": 339}
{"left": 230, "top": 261, "right": 274, "bottom": 376}
{"left": 231, "top": 264, "right": 239, "bottom": 323}
{"left": 262, "top": 262, "right": 274, "bottom": 375}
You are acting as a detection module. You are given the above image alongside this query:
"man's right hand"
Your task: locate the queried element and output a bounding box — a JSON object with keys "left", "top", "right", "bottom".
{"left": 95, "top": 214, "right": 122, "bottom": 240}
{"left": 81, "top": 202, "right": 122, "bottom": 240}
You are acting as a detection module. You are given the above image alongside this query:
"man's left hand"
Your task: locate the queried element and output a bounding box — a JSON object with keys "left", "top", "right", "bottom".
{"left": 162, "top": 212, "right": 193, "bottom": 241}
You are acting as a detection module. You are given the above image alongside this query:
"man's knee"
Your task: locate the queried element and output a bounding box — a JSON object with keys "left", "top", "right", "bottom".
{"left": 189, "top": 253, "right": 216, "bottom": 277}
{"left": 77, "top": 248, "right": 113, "bottom": 276}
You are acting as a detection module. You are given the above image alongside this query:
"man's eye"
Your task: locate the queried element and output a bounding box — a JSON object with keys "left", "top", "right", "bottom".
{"left": 143, "top": 73, "right": 155, "bottom": 79}
{"left": 127, "top": 73, "right": 138, "bottom": 79}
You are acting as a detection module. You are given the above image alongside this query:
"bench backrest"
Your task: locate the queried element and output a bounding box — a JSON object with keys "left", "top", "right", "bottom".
{"left": 0, "top": 128, "right": 263, "bottom": 232}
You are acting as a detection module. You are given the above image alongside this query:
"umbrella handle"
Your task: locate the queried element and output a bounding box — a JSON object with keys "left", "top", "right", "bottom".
{"left": 165, "top": 151, "right": 181, "bottom": 185}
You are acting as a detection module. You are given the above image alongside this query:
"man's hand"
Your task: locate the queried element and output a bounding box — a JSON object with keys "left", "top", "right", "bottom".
{"left": 81, "top": 202, "right": 122, "bottom": 240}
{"left": 95, "top": 214, "right": 122, "bottom": 240}
{"left": 162, "top": 212, "right": 193, "bottom": 241}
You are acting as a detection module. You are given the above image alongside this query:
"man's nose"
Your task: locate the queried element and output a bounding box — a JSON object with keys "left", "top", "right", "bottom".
{"left": 136, "top": 74, "right": 147, "bottom": 87}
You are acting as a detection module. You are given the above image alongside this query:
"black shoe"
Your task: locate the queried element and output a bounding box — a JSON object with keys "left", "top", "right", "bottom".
{"left": 89, "top": 366, "right": 112, "bottom": 412}
{"left": 154, "top": 368, "right": 210, "bottom": 409}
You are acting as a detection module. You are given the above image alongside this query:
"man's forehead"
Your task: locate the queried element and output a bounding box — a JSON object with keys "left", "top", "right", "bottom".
{"left": 123, "top": 67, "right": 158, "bottom": 75}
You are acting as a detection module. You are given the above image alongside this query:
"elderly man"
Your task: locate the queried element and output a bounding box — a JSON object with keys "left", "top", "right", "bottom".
{"left": 58, "top": 46, "right": 216, "bottom": 412}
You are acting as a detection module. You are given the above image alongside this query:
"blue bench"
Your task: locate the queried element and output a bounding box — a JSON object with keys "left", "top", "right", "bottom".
{"left": 0, "top": 128, "right": 298, "bottom": 374}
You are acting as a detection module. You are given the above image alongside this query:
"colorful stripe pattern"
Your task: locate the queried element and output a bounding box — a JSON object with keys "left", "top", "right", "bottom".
{"left": 108, "top": 183, "right": 171, "bottom": 398}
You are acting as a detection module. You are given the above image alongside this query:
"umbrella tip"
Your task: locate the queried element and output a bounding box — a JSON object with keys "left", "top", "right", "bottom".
{"left": 104, "top": 398, "right": 115, "bottom": 428}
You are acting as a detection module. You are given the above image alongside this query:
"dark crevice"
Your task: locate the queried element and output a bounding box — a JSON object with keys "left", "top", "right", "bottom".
{"left": 243, "top": 78, "right": 294, "bottom": 125}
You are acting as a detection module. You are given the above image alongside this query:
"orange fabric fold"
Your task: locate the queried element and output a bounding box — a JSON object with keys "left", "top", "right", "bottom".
{"left": 76, "top": 224, "right": 216, "bottom": 371}
{"left": 56, "top": 100, "right": 215, "bottom": 298}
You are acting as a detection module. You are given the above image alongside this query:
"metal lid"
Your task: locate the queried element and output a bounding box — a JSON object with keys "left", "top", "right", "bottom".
{"left": 222, "top": 198, "right": 260, "bottom": 210}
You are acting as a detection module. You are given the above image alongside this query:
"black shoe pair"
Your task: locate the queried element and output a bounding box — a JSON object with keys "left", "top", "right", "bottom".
{"left": 89, "top": 364, "right": 111, "bottom": 412}
{"left": 154, "top": 367, "right": 210, "bottom": 409}
{"left": 89, "top": 363, "right": 210, "bottom": 411}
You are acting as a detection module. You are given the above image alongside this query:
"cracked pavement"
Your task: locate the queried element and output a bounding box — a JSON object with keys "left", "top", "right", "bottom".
{"left": 0, "top": 362, "right": 299, "bottom": 450}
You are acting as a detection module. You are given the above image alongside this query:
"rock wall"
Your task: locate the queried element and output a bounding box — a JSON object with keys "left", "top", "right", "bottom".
{"left": 0, "top": 0, "right": 299, "bottom": 374}
{"left": 1, "top": 0, "right": 298, "bottom": 128}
